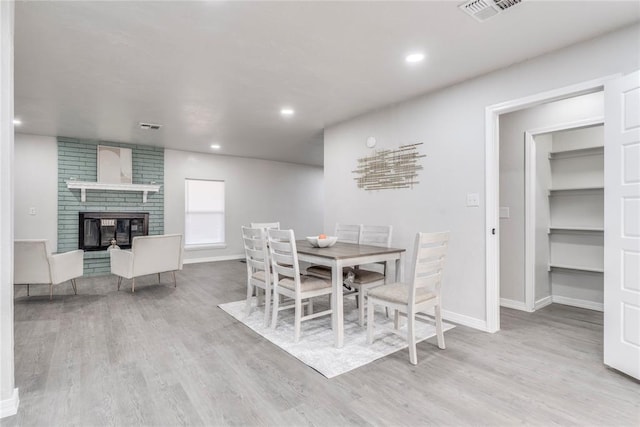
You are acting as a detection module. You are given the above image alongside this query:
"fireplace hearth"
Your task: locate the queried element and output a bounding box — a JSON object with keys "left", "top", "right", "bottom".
{"left": 79, "top": 212, "right": 149, "bottom": 251}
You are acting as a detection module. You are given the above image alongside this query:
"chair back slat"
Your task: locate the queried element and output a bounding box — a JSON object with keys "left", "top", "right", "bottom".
{"left": 359, "top": 225, "right": 392, "bottom": 248}
{"left": 413, "top": 270, "right": 443, "bottom": 291}
{"left": 251, "top": 222, "right": 280, "bottom": 231}
{"left": 335, "top": 224, "right": 361, "bottom": 244}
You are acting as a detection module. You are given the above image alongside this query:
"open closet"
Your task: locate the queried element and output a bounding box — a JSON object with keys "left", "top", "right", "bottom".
{"left": 498, "top": 90, "right": 605, "bottom": 313}
{"left": 534, "top": 124, "right": 604, "bottom": 311}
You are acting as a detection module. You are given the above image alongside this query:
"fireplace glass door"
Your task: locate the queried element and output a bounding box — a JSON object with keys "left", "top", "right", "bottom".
{"left": 79, "top": 212, "right": 149, "bottom": 251}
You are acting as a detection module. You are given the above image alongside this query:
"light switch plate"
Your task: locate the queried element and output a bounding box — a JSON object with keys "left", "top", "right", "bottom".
{"left": 466, "top": 193, "right": 480, "bottom": 207}
{"left": 29, "top": 207, "right": 36, "bottom": 215}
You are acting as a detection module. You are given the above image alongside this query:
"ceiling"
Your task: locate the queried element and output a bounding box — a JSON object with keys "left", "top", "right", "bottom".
{"left": 14, "top": 1, "right": 640, "bottom": 166}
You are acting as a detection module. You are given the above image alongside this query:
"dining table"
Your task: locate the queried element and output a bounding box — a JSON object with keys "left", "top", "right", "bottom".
{"left": 295, "top": 240, "right": 406, "bottom": 348}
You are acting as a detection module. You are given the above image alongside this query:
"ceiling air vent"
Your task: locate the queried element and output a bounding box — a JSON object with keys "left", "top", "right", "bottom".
{"left": 459, "top": 0, "right": 522, "bottom": 22}
{"left": 138, "top": 122, "right": 162, "bottom": 130}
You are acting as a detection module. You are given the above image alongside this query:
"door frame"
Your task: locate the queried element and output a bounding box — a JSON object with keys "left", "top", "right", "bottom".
{"left": 523, "top": 117, "right": 604, "bottom": 312}
{"left": 484, "top": 74, "right": 619, "bottom": 333}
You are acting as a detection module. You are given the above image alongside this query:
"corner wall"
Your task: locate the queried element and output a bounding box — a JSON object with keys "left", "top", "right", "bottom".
{"left": 0, "top": 0, "right": 18, "bottom": 419}
{"left": 323, "top": 24, "right": 640, "bottom": 330}
{"left": 164, "top": 149, "right": 324, "bottom": 262}
{"left": 14, "top": 134, "right": 57, "bottom": 248}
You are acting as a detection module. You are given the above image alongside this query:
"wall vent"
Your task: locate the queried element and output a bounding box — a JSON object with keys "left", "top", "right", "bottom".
{"left": 138, "top": 122, "right": 162, "bottom": 130}
{"left": 459, "top": 0, "right": 522, "bottom": 22}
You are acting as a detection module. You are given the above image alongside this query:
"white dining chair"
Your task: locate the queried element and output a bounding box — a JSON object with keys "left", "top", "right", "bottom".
{"left": 349, "top": 225, "right": 393, "bottom": 326}
{"left": 367, "top": 231, "right": 449, "bottom": 365}
{"left": 242, "top": 226, "right": 273, "bottom": 326}
{"left": 268, "top": 228, "right": 333, "bottom": 343}
{"left": 305, "top": 223, "right": 361, "bottom": 279}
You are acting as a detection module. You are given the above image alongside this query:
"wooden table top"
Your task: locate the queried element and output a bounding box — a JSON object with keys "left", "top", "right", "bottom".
{"left": 295, "top": 240, "right": 405, "bottom": 260}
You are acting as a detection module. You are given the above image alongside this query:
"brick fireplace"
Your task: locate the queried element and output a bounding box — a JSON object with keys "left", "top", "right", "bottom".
{"left": 57, "top": 137, "right": 164, "bottom": 275}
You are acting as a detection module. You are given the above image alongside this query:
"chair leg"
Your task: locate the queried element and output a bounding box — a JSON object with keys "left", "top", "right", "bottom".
{"left": 394, "top": 309, "right": 400, "bottom": 330}
{"left": 435, "top": 304, "right": 445, "bottom": 350}
{"left": 132, "top": 278, "right": 135, "bottom": 293}
{"left": 158, "top": 273, "right": 161, "bottom": 283}
{"left": 245, "top": 282, "right": 254, "bottom": 319}
{"left": 271, "top": 289, "right": 280, "bottom": 330}
{"left": 358, "top": 288, "right": 366, "bottom": 327}
{"left": 172, "top": 271, "right": 177, "bottom": 288}
{"left": 294, "top": 297, "right": 302, "bottom": 343}
{"left": 117, "top": 276, "right": 122, "bottom": 291}
{"left": 367, "top": 299, "right": 375, "bottom": 344}
{"left": 27, "top": 284, "right": 30, "bottom": 296}
{"left": 308, "top": 297, "right": 314, "bottom": 315}
{"left": 49, "top": 284, "right": 53, "bottom": 302}
{"left": 408, "top": 309, "right": 417, "bottom": 365}
{"left": 256, "top": 288, "right": 264, "bottom": 307}
{"left": 71, "top": 279, "right": 78, "bottom": 295}
{"left": 263, "top": 287, "right": 271, "bottom": 327}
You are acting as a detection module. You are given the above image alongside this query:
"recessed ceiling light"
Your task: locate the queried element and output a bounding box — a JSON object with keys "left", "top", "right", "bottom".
{"left": 210, "top": 144, "right": 221, "bottom": 150}
{"left": 280, "top": 108, "right": 295, "bottom": 116}
{"left": 405, "top": 53, "right": 425, "bottom": 63}
{"left": 13, "top": 118, "right": 22, "bottom": 125}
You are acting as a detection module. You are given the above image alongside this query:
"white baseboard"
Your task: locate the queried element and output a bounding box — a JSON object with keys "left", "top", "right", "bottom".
{"left": 535, "top": 295, "right": 553, "bottom": 310}
{"left": 442, "top": 309, "right": 489, "bottom": 332}
{"left": 183, "top": 254, "right": 244, "bottom": 265}
{"left": 500, "top": 298, "right": 530, "bottom": 312}
{"left": 552, "top": 295, "right": 603, "bottom": 312}
{"left": 0, "top": 388, "right": 19, "bottom": 419}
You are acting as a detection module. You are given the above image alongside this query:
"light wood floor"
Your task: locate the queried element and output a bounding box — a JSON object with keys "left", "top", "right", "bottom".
{"left": 3, "top": 260, "right": 639, "bottom": 426}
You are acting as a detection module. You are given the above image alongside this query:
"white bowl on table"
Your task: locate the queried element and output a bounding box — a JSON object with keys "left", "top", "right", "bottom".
{"left": 306, "top": 235, "right": 338, "bottom": 248}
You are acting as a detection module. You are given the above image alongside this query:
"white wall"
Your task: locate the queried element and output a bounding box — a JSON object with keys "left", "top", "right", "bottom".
{"left": 324, "top": 24, "right": 640, "bottom": 329}
{"left": 0, "top": 0, "right": 18, "bottom": 418}
{"left": 13, "top": 134, "right": 57, "bottom": 248}
{"left": 164, "top": 149, "right": 324, "bottom": 262}
{"left": 499, "top": 92, "right": 603, "bottom": 305}
{"left": 534, "top": 134, "right": 552, "bottom": 305}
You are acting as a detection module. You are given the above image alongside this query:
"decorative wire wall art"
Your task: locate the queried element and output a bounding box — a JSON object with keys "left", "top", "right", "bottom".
{"left": 353, "top": 143, "right": 426, "bottom": 190}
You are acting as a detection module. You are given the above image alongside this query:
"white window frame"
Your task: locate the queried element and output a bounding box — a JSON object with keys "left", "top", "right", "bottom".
{"left": 184, "top": 179, "right": 226, "bottom": 249}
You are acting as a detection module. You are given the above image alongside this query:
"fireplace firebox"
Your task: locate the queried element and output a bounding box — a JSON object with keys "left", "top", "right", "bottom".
{"left": 79, "top": 212, "right": 149, "bottom": 251}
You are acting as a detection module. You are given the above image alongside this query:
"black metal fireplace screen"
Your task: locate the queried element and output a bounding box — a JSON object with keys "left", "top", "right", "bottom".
{"left": 79, "top": 212, "right": 149, "bottom": 251}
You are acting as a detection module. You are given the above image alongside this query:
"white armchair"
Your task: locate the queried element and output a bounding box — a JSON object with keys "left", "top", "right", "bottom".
{"left": 110, "top": 234, "right": 184, "bottom": 293}
{"left": 14, "top": 240, "right": 84, "bottom": 301}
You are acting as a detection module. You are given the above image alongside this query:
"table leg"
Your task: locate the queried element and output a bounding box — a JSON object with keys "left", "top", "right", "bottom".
{"left": 332, "top": 260, "right": 344, "bottom": 348}
{"left": 396, "top": 253, "right": 405, "bottom": 282}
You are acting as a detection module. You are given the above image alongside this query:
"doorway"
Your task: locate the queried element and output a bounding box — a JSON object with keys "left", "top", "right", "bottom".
{"left": 484, "top": 75, "right": 614, "bottom": 333}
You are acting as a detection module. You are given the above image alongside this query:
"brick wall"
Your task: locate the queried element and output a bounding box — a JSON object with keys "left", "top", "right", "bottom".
{"left": 57, "top": 137, "right": 164, "bottom": 276}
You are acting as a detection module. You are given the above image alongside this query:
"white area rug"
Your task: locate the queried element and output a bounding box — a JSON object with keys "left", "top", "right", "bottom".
{"left": 218, "top": 298, "right": 454, "bottom": 378}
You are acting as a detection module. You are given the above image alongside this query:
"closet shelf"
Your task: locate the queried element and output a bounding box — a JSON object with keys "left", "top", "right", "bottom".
{"left": 548, "top": 226, "right": 604, "bottom": 234}
{"left": 549, "top": 263, "right": 604, "bottom": 273}
{"left": 549, "top": 146, "right": 604, "bottom": 159}
{"left": 548, "top": 186, "right": 604, "bottom": 195}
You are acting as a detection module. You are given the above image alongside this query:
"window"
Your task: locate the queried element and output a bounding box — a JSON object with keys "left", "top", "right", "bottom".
{"left": 185, "top": 179, "right": 225, "bottom": 246}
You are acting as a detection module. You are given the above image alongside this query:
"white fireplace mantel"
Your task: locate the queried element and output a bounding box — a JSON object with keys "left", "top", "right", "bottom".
{"left": 66, "top": 181, "right": 161, "bottom": 203}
